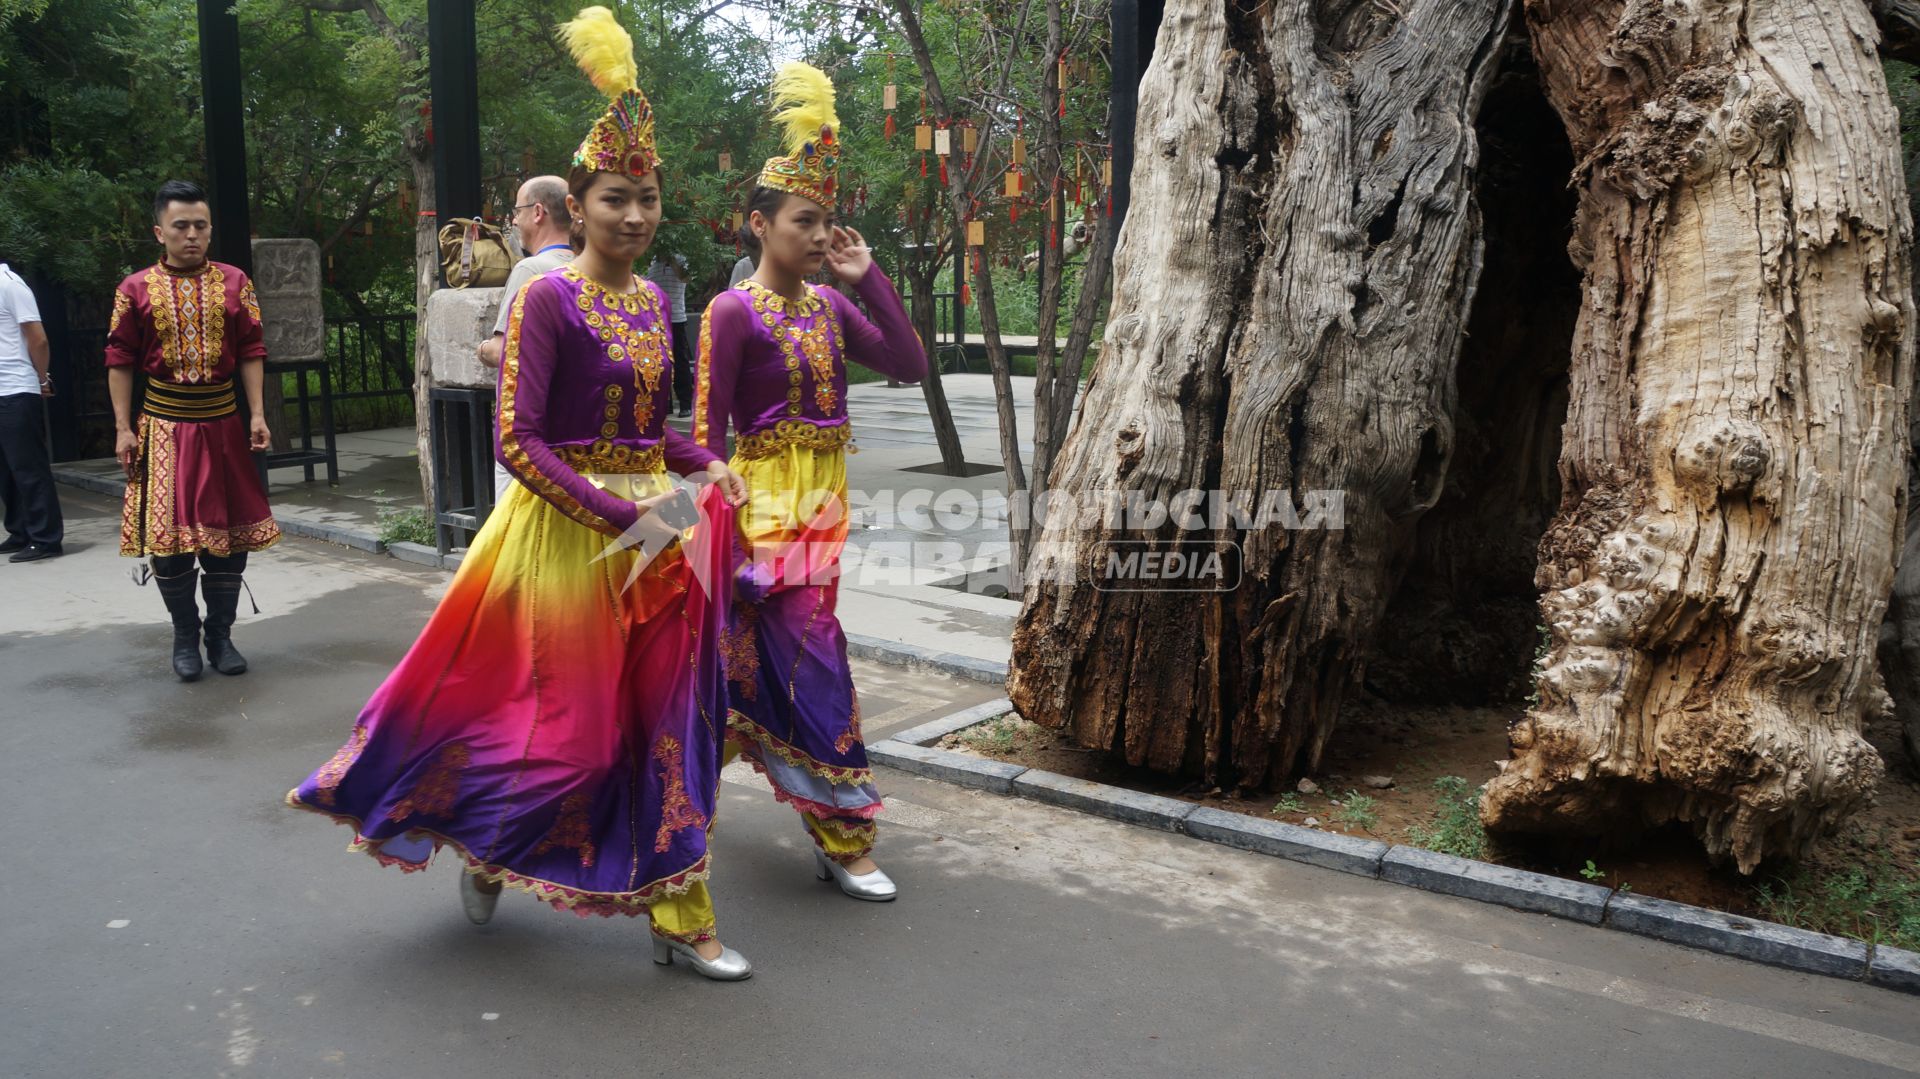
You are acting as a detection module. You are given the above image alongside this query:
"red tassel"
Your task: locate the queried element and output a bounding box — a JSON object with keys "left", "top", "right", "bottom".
{"left": 960, "top": 282, "right": 970, "bottom": 306}
{"left": 885, "top": 114, "right": 896, "bottom": 139}
{"left": 1048, "top": 225, "right": 1056, "bottom": 248}
{"left": 1106, "top": 193, "right": 1113, "bottom": 217}
{"left": 921, "top": 155, "right": 928, "bottom": 178}
{"left": 1010, "top": 204, "right": 1018, "bottom": 224}
{"left": 939, "top": 158, "right": 948, "bottom": 184}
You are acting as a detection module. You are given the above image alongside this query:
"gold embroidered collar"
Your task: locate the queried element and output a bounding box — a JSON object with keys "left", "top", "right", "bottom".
{"left": 737, "top": 278, "right": 825, "bottom": 319}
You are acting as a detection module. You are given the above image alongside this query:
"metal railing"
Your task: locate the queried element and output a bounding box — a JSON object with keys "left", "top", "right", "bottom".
{"left": 322, "top": 314, "right": 416, "bottom": 431}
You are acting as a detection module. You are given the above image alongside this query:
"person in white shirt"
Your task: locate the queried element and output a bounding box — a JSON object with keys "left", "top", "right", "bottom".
{"left": 476, "top": 175, "right": 574, "bottom": 501}
{"left": 646, "top": 251, "right": 693, "bottom": 417}
{"left": 0, "top": 262, "right": 63, "bottom": 562}
{"left": 728, "top": 253, "right": 756, "bottom": 288}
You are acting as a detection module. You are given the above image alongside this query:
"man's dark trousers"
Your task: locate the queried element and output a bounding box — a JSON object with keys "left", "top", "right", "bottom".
{"left": 0, "top": 393, "right": 63, "bottom": 547}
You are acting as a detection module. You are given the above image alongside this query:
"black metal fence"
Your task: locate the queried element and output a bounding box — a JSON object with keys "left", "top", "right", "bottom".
{"left": 323, "top": 314, "right": 416, "bottom": 432}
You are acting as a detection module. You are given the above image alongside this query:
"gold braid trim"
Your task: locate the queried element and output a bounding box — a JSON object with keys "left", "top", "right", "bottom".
{"left": 555, "top": 441, "right": 665, "bottom": 475}
{"left": 693, "top": 305, "right": 716, "bottom": 448}
{"left": 734, "top": 419, "right": 852, "bottom": 461}
{"left": 726, "top": 708, "right": 875, "bottom": 786}
{"left": 497, "top": 283, "right": 619, "bottom": 535}
{"left": 284, "top": 788, "right": 710, "bottom": 918}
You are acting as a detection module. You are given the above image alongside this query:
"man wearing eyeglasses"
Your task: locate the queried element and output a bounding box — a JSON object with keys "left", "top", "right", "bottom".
{"left": 476, "top": 174, "right": 574, "bottom": 497}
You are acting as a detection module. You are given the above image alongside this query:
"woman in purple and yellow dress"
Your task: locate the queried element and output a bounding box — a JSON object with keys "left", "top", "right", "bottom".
{"left": 287, "top": 8, "right": 758, "bottom": 981}
{"left": 695, "top": 64, "right": 928, "bottom": 901}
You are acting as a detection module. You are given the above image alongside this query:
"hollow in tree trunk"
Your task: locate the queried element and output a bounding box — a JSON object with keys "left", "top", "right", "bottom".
{"left": 1481, "top": 0, "right": 1914, "bottom": 871}
{"left": 1008, "top": 0, "right": 1512, "bottom": 787}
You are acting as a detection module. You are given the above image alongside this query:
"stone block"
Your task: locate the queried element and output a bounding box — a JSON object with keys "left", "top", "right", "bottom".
{"left": 1605, "top": 892, "right": 1869, "bottom": 979}
{"left": 866, "top": 740, "right": 1025, "bottom": 792}
{"left": 1380, "top": 846, "right": 1610, "bottom": 924}
{"left": 1011, "top": 769, "right": 1195, "bottom": 832}
{"left": 251, "top": 239, "right": 325, "bottom": 363}
{"left": 1183, "top": 806, "right": 1386, "bottom": 878}
{"left": 1867, "top": 944, "right": 1920, "bottom": 994}
{"left": 425, "top": 287, "right": 505, "bottom": 389}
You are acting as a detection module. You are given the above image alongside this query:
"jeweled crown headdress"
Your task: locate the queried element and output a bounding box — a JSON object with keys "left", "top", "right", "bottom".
{"left": 757, "top": 62, "right": 839, "bottom": 206}
{"left": 562, "top": 7, "right": 661, "bottom": 177}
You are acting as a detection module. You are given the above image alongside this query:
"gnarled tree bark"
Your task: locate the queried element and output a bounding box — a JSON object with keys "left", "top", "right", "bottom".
{"left": 1007, "top": 0, "right": 1511, "bottom": 786}
{"left": 1481, "top": 0, "right": 1914, "bottom": 871}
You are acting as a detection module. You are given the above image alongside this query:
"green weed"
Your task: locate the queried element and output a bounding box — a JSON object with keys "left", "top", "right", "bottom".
{"left": 1754, "top": 837, "right": 1920, "bottom": 951}
{"left": 1404, "top": 776, "right": 1490, "bottom": 860}
{"left": 1330, "top": 790, "right": 1380, "bottom": 833}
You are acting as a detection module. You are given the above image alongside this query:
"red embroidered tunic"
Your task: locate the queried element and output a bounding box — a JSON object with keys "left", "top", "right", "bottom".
{"left": 104, "top": 261, "right": 266, "bottom": 383}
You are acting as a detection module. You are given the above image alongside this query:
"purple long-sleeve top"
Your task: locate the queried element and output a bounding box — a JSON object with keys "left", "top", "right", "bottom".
{"left": 497, "top": 267, "right": 720, "bottom": 536}
{"left": 693, "top": 265, "right": 927, "bottom": 458}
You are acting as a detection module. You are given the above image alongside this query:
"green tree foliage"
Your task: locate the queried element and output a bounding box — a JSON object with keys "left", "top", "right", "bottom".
{"left": 2, "top": 0, "right": 1107, "bottom": 322}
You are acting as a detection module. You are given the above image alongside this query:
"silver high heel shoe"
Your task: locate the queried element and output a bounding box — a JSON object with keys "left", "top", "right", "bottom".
{"left": 651, "top": 935, "right": 753, "bottom": 981}
{"left": 458, "top": 872, "right": 500, "bottom": 925}
{"left": 814, "top": 848, "right": 898, "bottom": 901}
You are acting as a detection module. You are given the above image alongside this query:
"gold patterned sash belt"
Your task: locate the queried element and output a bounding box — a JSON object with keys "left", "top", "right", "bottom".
{"left": 558, "top": 440, "right": 666, "bottom": 475}
{"left": 143, "top": 379, "right": 238, "bottom": 422}
{"left": 734, "top": 419, "right": 852, "bottom": 461}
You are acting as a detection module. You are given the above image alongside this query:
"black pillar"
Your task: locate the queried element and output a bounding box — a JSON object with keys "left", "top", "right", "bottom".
{"left": 196, "top": 0, "right": 252, "bottom": 275}
{"left": 428, "top": 0, "right": 483, "bottom": 242}
{"left": 1109, "top": 0, "right": 1162, "bottom": 250}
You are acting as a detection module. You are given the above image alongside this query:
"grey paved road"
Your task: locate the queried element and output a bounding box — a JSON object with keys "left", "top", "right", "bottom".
{"left": 3, "top": 492, "right": 1915, "bottom": 1079}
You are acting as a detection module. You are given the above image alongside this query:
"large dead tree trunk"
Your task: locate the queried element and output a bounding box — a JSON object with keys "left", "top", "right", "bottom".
{"left": 1482, "top": 0, "right": 1914, "bottom": 871}
{"left": 1007, "top": 0, "right": 1512, "bottom": 786}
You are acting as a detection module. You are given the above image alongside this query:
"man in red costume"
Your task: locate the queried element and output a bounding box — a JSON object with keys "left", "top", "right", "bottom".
{"left": 107, "top": 180, "right": 280, "bottom": 682}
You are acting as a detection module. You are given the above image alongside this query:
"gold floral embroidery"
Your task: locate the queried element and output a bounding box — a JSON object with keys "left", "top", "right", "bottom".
{"left": 148, "top": 263, "right": 228, "bottom": 383}
{"left": 555, "top": 441, "right": 665, "bottom": 475}
{"left": 720, "top": 604, "right": 760, "bottom": 702}
{"left": 239, "top": 277, "right": 262, "bottom": 323}
{"left": 833, "top": 699, "right": 863, "bottom": 756}
{"left": 733, "top": 418, "right": 852, "bottom": 460}
{"left": 312, "top": 724, "right": 370, "bottom": 807}
{"left": 498, "top": 285, "right": 618, "bottom": 535}
{"left": 284, "top": 788, "right": 712, "bottom": 919}
{"left": 119, "top": 414, "right": 281, "bottom": 557}
{"left": 737, "top": 280, "right": 845, "bottom": 419}
{"left": 726, "top": 709, "right": 876, "bottom": 786}
{"left": 532, "top": 792, "right": 599, "bottom": 868}
{"left": 387, "top": 742, "right": 472, "bottom": 823}
{"left": 566, "top": 269, "right": 668, "bottom": 435}
{"left": 652, "top": 735, "right": 708, "bottom": 853}
{"left": 109, "top": 288, "right": 132, "bottom": 334}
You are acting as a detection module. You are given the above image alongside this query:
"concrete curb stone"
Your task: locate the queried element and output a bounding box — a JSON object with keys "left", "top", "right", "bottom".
{"left": 1381, "top": 846, "right": 1610, "bottom": 924}
{"left": 280, "top": 518, "right": 386, "bottom": 553}
{"left": 891, "top": 698, "right": 1013, "bottom": 747}
{"left": 386, "top": 541, "right": 442, "bottom": 568}
{"left": 1183, "top": 806, "right": 1387, "bottom": 878}
{"left": 1012, "top": 769, "right": 1196, "bottom": 832}
{"left": 845, "top": 633, "right": 1007, "bottom": 685}
{"left": 872, "top": 702, "right": 1917, "bottom": 996}
{"left": 1604, "top": 891, "right": 1871, "bottom": 980}
{"left": 866, "top": 740, "right": 1025, "bottom": 792}
{"left": 1868, "top": 944, "right": 1920, "bottom": 993}
{"left": 51, "top": 468, "right": 125, "bottom": 499}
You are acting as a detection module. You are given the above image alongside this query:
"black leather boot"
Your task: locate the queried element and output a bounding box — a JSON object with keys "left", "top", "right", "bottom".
{"left": 201, "top": 572, "right": 249, "bottom": 676}
{"left": 154, "top": 567, "right": 204, "bottom": 681}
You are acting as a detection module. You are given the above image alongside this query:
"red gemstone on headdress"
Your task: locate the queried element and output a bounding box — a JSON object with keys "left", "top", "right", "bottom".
{"left": 628, "top": 152, "right": 647, "bottom": 174}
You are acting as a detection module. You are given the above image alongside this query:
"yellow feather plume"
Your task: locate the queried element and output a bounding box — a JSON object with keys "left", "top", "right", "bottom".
{"left": 769, "top": 62, "right": 838, "bottom": 155}
{"left": 560, "top": 7, "right": 637, "bottom": 98}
